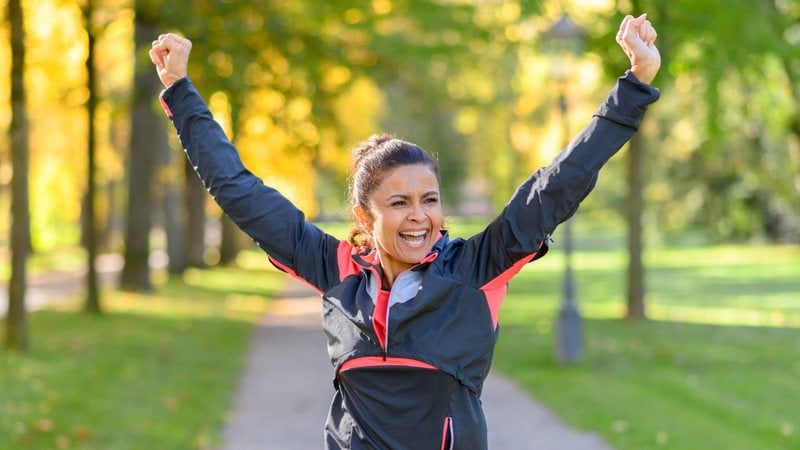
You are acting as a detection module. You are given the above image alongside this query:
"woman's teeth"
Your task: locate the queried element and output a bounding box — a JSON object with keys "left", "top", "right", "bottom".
{"left": 400, "top": 230, "right": 426, "bottom": 244}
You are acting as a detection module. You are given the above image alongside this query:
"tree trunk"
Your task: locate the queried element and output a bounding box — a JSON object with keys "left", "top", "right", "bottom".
{"left": 5, "top": 0, "right": 30, "bottom": 351}
{"left": 163, "top": 149, "right": 187, "bottom": 275}
{"left": 218, "top": 100, "right": 243, "bottom": 265}
{"left": 184, "top": 158, "right": 207, "bottom": 267}
{"left": 120, "top": 17, "right": 161, "bottom": 291}
{"left": 625, "top": 132, "right": 646, "bottom": 320}
{"left": 219, "top": 214, "right": 245, "bottom": 265}
{"left": 83, "top": 0, "right": 101, "bottom": 313}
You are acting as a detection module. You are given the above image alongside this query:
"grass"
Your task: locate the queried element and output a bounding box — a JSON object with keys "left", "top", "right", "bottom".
{"left": 493, "top": 241, "right": 800, "bottom": 450}
{"left": 0, "top": 264, "right": 285, "bottom": 450}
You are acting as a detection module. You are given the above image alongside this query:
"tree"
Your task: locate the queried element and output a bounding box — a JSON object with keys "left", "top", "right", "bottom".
{"left": 120, "top": 12, "right": 163, "bottom": 291}
{"left": 162, "top": 150, "right": 188, "bottom": 275}
{"left": 83, "top": 0, "right": 101, "bottom": 313}
{"left": 5, "top": 0, "right": 30, "bottom": 351}
{"left": 218, "top": 98, "right": 247, "bottom": 265}
{"left": 625, "top": 132, "right": 646, "bottom": 320}
{"left": 588, "top": 0, "right": 660, "bottom": 321}
{"left": 183, "top": 159, "right": 206, "bottom": 267}
{"left": 624, "top": 0, "right": 649, "bottom": 321}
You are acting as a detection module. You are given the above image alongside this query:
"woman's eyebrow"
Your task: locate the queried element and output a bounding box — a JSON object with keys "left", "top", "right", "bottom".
{"left": 386, "top": 191, "right": 439, "bottom": 200}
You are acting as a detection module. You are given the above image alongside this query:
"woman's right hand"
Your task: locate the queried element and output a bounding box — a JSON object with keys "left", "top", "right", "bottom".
{"left": 616, "top": 14, "right": 661, "bottom": 85}
{"left": 149, "top": 33, "right": 193, "bottom": 88}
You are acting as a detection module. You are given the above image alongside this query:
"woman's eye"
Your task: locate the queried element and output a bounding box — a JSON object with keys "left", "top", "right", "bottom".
{"left": 424, "top": 197, "right": 439, "bottom": 204}
{"left": 391, "top": 200, "right": 406, "bottom": 207}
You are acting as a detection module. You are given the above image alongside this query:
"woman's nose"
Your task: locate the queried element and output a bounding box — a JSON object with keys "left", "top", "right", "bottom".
{"left": 407, "top": 202, "right": 426, "bottom": 221}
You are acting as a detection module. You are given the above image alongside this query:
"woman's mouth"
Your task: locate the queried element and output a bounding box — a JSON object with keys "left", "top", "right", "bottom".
{"left": 399, "top": 230, "right": 427, "bottom": 247}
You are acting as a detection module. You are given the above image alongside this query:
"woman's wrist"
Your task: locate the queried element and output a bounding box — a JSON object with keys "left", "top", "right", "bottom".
{"left": 630, "top": 58, "right": 660, "bottom": 85}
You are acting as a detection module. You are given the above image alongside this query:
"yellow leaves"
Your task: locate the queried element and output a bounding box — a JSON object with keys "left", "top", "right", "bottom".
{"left": 295, "top": 122, "right": 320, "bottom": 147}
{"left": 209, "top": 91, "right": 233, "bottom": 138}
{"left": 286, "top": 97, "right": 313, "bottom": 122}
{"left": 322, "top": 65, "right": 352, "bottom": 93}
{"left": 336, "top": 77, "right": 382, "bottom": 130}
{"left": 268, "top": 52, "right": 291, "bottom": 76}
{"left": 65, "top": 86, "right": 91, "bottom": 108}
{"left": 344, "top": 8, "right": 364, "bottom": 25}
{"left": 250, "top": 89, "right": 287, "bottom": 115}
{"left": 208, "top": 51, "right": 234, "bottom": 79}
{"left": 509, "top": 122, "right": 536, "bottom": 154}
{"left": 235, "top": 87, "right": 321, "bottom": 216}
{"left": 504, "top": 24, "right": 523, "bottom": 42}
{"left": 372, "top": 0, "right": 392, "bottom": 15}
{"left": 454, "top": 107, "right": 479, "bottom": 135}
{"left": 244, "top": 62, "right": 274, "bottom": 86}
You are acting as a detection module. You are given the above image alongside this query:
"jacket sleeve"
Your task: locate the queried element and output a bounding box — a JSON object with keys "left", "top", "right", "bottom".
{"left": 159, "top": 77, "right": 343, "bottom": 292}
{"left": 459, "top": 71, "right": 660, "bottom": 287}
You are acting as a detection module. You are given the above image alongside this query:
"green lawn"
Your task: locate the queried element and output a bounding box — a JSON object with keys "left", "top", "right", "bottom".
{"left": 493, "top": 242, "right": 800, "bottom": 450}
{"left": 0, "top": 265, "right": 284, "bottom": 450}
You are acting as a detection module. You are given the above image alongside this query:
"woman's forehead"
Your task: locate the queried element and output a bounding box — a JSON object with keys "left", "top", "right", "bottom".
{"left": 374, "top": 164, "right": 440, "bottom": 195}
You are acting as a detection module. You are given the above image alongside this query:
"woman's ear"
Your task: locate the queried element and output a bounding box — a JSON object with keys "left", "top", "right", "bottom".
{"left": 353, "top": 204, "right": 373, "bottom": 232}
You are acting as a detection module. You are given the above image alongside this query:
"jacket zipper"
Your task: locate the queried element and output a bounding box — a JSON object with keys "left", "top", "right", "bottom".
{"left": 368, "top": 265, "right": 389, "bottom": 360}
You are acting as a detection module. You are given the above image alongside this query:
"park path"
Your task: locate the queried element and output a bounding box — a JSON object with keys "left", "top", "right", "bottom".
{"left": 220, "top": 277, "right": 614, "bottom": 450}
{"left": 0, "top": 254, "right": 122, "bottom": 317}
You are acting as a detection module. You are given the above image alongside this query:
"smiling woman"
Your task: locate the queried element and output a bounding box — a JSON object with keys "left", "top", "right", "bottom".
{"left": 149, "top": 13, "right": 661, "bottom": 450}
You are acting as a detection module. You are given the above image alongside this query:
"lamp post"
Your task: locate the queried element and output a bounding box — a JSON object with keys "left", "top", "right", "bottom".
{"left": 541, "top": 13, "right": 587, "bottom": 364}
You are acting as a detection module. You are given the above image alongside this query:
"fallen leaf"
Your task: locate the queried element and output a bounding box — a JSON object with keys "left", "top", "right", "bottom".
{"left": 55, "top": 435, "right": 69, "bottom": 449}
{"left": 162, "top": 395, "right": 180, "bottom": 411}
{"left": 73, "top": 426, "right": 91, "bottom": 440}
{"left": 33, "top": 418, "right": 54, "bottom": 433}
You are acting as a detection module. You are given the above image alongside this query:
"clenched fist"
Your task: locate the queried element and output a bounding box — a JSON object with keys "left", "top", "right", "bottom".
{"left": 149, "top": 33, "right": 193, "bottom": 88}
{"left": 616, "top": 14, "right": 661, "bottom": 84}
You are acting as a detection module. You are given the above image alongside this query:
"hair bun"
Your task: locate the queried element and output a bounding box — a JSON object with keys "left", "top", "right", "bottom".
{"left": 352, "top": 133, "right": 395, "bottom": 167}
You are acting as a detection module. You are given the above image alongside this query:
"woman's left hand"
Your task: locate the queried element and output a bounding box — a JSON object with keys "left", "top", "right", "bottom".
{"left": 616, "top": 14, "right": 661, "bottom": 85}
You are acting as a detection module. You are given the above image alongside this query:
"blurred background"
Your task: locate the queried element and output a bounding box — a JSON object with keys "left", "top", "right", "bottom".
{"left": 1, "top": 0, "right": 799, "bottom": 449}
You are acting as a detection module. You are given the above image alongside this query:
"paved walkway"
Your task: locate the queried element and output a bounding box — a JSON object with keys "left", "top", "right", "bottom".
{"left": 0, "top": 254, "right": 122, "bottom": 317}
{"left": 221, "top": 277, "right": 614, "bottom": 450}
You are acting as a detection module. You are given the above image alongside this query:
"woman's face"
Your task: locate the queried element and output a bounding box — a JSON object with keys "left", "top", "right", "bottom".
{"left": 355, "top": 163, "right": 444, "bottom": 284}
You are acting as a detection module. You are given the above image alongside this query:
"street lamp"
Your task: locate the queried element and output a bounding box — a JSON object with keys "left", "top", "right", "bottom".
{"left": 540, "top": 13, "right": 587, "bottom": 364}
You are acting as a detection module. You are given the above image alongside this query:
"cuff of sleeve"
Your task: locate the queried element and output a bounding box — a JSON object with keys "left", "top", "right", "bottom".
{"left": 158, "top": 77, "right": 194, "bottom": 118}
{"left": 594, "top": 70, "right": 661, "bottom": 129}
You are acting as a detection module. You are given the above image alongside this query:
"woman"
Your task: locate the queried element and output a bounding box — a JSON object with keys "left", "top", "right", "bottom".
{"left": 150, "top": 13, "right": 660, "bottom": 450}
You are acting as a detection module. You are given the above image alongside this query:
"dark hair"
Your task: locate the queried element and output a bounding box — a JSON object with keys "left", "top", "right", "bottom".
{"left": 348, "top": 133, "right": 440, "bottom": 247}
